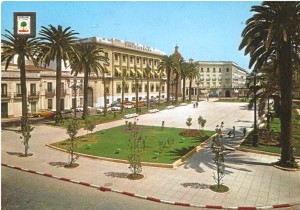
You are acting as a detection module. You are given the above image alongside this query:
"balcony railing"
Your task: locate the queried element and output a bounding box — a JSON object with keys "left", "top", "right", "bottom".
{"left": 1, "top": 92, "right": 11, "bottom": 100}
{"left": 45, "top": 90, "right": 55, "bottom": 98}
{"left": 14, "top": 92, "right": 22, "bottom": 98}
{"left": 28, "top": 91, "right": 40, "bottom": 102}
{"left": 60, "top": 89, "right": 66, "bottom": 97}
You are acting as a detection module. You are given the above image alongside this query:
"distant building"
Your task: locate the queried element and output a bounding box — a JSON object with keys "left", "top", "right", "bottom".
{"left": 186, "top": 61, "right": 249, "bottom": 98}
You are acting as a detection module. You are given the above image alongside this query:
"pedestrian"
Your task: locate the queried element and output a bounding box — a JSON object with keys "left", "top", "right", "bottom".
{"left": 232, "top": 126, "right": 235, "bottom": 137}
{"left": 196, "top": 102, "right": 198, "bottom": 108}
{"left": 193, "top": 103, "right": 195, "bottom": 108}
{"left": 243, "top": 127, "right": 247, "bottom": 137}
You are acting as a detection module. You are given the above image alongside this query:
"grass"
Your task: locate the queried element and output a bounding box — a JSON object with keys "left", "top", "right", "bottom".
{"left": 209, "top": 184, "right": 229, "bottom": 193}
{"left": 240, "top": 109, "right": 300, "bottom": 157}
{"left": 51, "top": 125, "right": 215, "bottom": 164}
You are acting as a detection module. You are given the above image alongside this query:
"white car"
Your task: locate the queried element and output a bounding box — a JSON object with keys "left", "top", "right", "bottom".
{"left": 96, "top": 108, "right": 104, "bottom": 113}
{"left": 108, "top": 106, "right": 121, "bottom": 112}
{"left": 75, "top": 106, "right": 91, "bottom": 112}
{"left": 124, "top": 104, "right": 134, "bottom": 109}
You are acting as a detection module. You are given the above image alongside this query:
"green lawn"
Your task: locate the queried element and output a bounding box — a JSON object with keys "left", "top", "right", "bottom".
{"left": 51, "top": 125, "right": 215, "bottom": 164}
{"left": 240, "top": 109, "right": 300, "bottom": 157}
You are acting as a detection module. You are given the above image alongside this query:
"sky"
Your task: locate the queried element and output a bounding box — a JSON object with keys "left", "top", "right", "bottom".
{"left": 1, "top": 1, "right": 260, "bottom": 72}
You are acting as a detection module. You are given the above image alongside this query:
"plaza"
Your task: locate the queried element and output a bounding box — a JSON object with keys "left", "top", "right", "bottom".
{"left": 2, "top": 100, "right": 300, "bottom": 209}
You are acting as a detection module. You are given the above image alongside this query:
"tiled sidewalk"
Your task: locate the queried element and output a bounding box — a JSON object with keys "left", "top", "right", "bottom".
{"left": 2, "top": 101, "right": 300, "bottom": 209}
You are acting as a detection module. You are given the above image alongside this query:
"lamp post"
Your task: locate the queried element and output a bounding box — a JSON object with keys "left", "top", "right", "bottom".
{"left": 68, "top": 77, "right": 83, "bottom": 118}
{"left": 195, "top": 80, "right": 200, "bottom": 102}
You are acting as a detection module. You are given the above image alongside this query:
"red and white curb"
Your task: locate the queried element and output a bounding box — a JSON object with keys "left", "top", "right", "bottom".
{"left": 2, "top": 163, "right": 300, "bottom": 209}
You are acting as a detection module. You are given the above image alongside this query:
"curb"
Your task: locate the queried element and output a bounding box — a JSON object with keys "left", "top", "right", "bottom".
{"left": 2, "top": 163, "right": 300, "bottom": 210}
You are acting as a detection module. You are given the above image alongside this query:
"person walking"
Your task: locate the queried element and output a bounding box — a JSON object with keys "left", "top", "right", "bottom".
{"left": 232, "top": 126, "right": 235, "bottom": 137}
{"left": 243, "top": 127, "right": 247, "bottom": 137}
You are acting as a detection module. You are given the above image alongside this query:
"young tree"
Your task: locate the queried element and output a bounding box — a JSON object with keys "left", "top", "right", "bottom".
{"left": 239, "top": 2, "right": 300, "bottom": 167}
{"left": 127, "top": 121, "right": 145, "bottom": 179}
{"left": 66, "top": 118, "right": 80, "bottom": 167}
{"left": 38, "top": 25, "right": 79, "bottom": 124}
{"left": 198, "top": 115, "right": 207, "bottom": 130}
{"left": 186, "top": 116, "right": 192, "bottom": 135}
{"left": 2, "top": 30, "right": 39, "bottom": 156}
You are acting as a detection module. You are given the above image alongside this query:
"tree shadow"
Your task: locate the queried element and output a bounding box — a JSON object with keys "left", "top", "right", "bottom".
{"left": 104, "top": 171, "right": 130, "bottom": 179}
{"left": 181, "top": 182, "right": 210, "bottom": 190}
{"left": 48, "top": 161, "right": 68, "bottom": 168}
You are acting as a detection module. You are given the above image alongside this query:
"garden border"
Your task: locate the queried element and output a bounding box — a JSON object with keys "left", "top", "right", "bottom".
{"left": 45, "top": 133, "right": 215, "bottom": 169}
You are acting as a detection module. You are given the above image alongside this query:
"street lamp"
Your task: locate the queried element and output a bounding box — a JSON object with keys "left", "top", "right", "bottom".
{"left": 68, "top": 77, "right": 83, "bottom": 118}
{"left": 195, "top": 79, "right": 200, "bottom": 102}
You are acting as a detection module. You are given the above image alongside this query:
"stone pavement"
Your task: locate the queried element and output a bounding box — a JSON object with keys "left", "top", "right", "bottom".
{"left": 2, "top": 100, "right": 300, "bottom": 209}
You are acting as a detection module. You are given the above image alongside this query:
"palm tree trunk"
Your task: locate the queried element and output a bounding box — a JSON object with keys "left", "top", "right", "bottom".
{"left": 147, "top": 78, "right": 150, "bottom": 110}
{"left": 55, "top": 56, "right": 62, "bottom": 124}
{"left": 82, "top": 72, "right": 89, "bottom": 119}
{"left": 189, "top": 79, "right": 192, "bottom": 101}
{"left": 278, "top": 41, "right": 294, "bottom": 166}
{"left": 175, "top": 74, "right": 179, "bottom": 104}
{"left": 103, "top": 75, "right": 107, "bottom": 115}
{"left": 121, "top": 80, "right": 125, "bottom": 113}
{"left": 166, "top": 68, "right": 171, "bottom": 105}
{"left": 182, "top": 76, "right": 186, "bottom": 102}
{"left": 20, "top": 53, "right": 28, "bottom": 124}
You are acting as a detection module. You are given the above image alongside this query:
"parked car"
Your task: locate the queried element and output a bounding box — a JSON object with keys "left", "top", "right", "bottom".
{"left": 124, "top": 103, "right": 134, "bottom": 109}
{"left": 32, "top": 109, "right": 55, "bottom": 118}
{"left": 62, "top": 109, "right": 73, "bottom": 114}
{"left": 75, "top": 106, "right": 91, "bottom": 112}
{"left": 96, "top": 107, "right": 104, "bottom": 113}
{"left": 108, "top": 106, "right": 121, "bottom": 112}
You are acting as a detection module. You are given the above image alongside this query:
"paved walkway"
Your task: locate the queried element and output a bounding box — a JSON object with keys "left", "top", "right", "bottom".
{"left": 2, "top": 100, "right": 300, "bottom": 209}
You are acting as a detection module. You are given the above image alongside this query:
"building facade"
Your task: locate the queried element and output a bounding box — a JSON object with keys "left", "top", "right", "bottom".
{"left": 185, "top": 61, "right": 249, "bottom": 98}
{"left": 1, "top": 37, "right": 167, "bottom": 118}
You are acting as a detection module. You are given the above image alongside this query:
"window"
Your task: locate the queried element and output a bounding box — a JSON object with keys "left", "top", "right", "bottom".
{"left": 114, "top": 54, "right": 118, "bottom": 61}
{"left": 1, "top": 84, "right": 7, "bottom": 97}
{"left": 30, "top": 84, "right": 36, "bottom": 95}
{"left": 123, "top": 55, "right": 126, "bottom": 62}
{"left": 137, "top": 58, "right": 140, "bottom": 64}
{"left": 219, "top": 68, "right": 222, "bottom": 72}
{"left": 138, "top": 84, "right": 142, "bottom": 92}
{"left": 162, "top": 85, "right": 165, "bottom": 92}
{"left": 154, "top": 60, "right": 157, "bottom": 66}
{"left": 130, "top": 57, "right": 133, "bottom": 63}
{"left": 48, "top": 99, "right": 53, "bottom": 109}
{"left": 105, "top": 52, "right": 108, "bottom": 58}
{"left": 125, "top": 86, "right": 129, "bottom": 93}
{"left": 226, "top": 68, "right": 229, "bottom": 72}
{"left": 156, "top": 84, "right": 159, "bottom": 92}
{"left": 201, "top": 68, "right": 204, "bottom": 72}
{"left": 143, "top": 59, "right": 146, "bottom": 65}
{"left": 150, "top": 84, "right": 154, "bottom": 92}
{"left": 149, "top": 60, "right": 152, "bottom": 65}
{"left": 47, "top": 82, "right": 52, "bottom": 91}
{"left": 16, "top": 84, "right": 21, "bottom": 95}
{"left": 105, "top": 86, "right": 109, "bottom": 94}
{"left": 207, "top": 68, "right": 210, "bottom": 72}
{"left": 213, "top": 68, "right": 216, "bottom": 72}
{"left": 116, "top": 85, "right": 121, "bottom": 93}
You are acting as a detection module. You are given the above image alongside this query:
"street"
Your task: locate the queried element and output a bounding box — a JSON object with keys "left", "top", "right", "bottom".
{"left": 2, "top": 166, "right": 197, "bottom": 210}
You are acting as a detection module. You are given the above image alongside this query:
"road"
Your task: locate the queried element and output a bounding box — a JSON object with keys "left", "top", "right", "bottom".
{"left": 2, "top": 166, "right": 198, "bottom": 210}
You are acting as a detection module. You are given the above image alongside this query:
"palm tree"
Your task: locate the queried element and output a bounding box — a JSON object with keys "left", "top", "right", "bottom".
{"left": 38, "top": 25, "right": 79, "bottom": 124}
{"left": 157, "top": 55, "right": 177, "bottom": 105}
{"left": 187, "top": 62, "right": 199, "bottom": 101}
{"left": 70, "top": 43, "right": 108, "bottom": 119}
{"left": 1, "top": 30, "right": 39, "bottom": 156}
{"left": 178, "top": 60, "right": 188, "bottom": 102}
{"left": 144, "top": 64, "right": 152, "bottom": 110}
{"left": 121, "top": 68, "right": 129, "bottom": 113}
{"left": 239, "top": 2, "right": 300, "bottom": 167}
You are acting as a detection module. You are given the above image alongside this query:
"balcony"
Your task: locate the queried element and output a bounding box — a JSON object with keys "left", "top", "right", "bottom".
{"left": 60, "top": 89, "right": 67, "bottom": 97}
{"left": 13, "top": 92, "right": 22, "bottom": 100}
{"left": 1, "top": 92, "right": 11, "bottom": 101}
{"left": 45, "top": 90, "right": 55, "bottom": 98}
{"left": 28, "top": 91, "right": 40, "bottom": 102}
